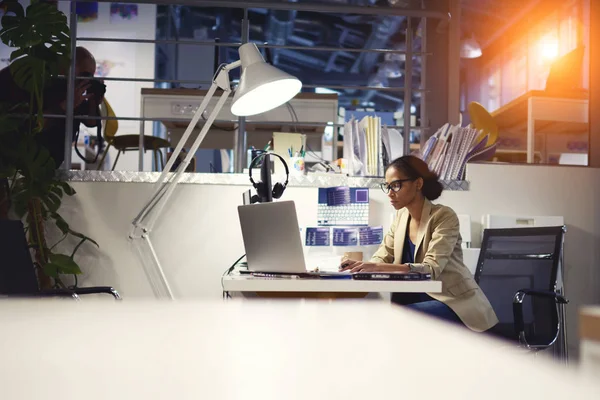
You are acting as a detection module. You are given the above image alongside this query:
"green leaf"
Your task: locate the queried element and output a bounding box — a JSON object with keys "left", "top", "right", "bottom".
{"left": 9, "top": 47, "right": 27, "bottom": 62}
{"left": 50, "top": 212, "right": 69, "bottom": 234}
{"left": 69, "top": 230, "right": 99, "bottom": 248}
{"left": 43, "top": 262, "right": 59, "bottom": 278}
{"left": 42, "top": 190, "right": 61, "bottom": 212}
{"left": 50, "top": 213, "right": 99, "bottom": 251}
{"left": 49, "top": 184, "right": 64, "bottom": 198}
{"left": 0, "top": 2, "right": 69, "bottom": 50}
{"left": 9, "top": 54, "right": 45, "bottom": 93}
{"left": 58, "top": 181, "right": 75, "bottom": 196}
{"left": 48, "top": 253, "right": 82, "bottom": 275}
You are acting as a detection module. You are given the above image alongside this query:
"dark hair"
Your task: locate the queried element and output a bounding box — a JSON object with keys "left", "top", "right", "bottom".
{"left": 386, "top": 155, "right": 443, "bottom": 201}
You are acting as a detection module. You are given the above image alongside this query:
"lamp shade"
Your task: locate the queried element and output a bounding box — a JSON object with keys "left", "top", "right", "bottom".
{"left": 460, "top": 36, "right": 482, "bottom": 59}
{"left": 231, "top": 43, "right": 302, "bottom": 117}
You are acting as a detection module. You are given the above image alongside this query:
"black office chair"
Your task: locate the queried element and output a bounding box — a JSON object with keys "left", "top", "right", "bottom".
{"left": 474, "top": 226, "right": 568, "bottom": 356}
{"left": 0, "top": 219, "right": 121, "bottom": 300}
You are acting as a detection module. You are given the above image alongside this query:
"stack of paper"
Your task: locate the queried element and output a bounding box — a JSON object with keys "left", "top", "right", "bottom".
{"left": 419, "top": 123, "right": 490, "bottom": 180}
{"left": 342, "top": 115, "right": 384, "bottom": 176}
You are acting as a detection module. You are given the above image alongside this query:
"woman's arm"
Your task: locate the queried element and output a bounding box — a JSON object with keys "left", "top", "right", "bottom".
{"left": 407, "top": 207, "right": 460, "bottom": 279}
{"left": 340, "top": 260, "right": 409, "bottom": 273}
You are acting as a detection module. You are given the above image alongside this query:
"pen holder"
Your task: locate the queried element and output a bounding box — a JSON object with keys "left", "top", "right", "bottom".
{"left": 289, "top": 156, "right": 305, "bottom": 176}
{"left": 247, "top": 149, "right": 266, "bottom": 168}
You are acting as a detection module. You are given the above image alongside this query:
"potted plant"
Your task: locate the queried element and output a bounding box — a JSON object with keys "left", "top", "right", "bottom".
{"left": 0, "top": 0, "right": 97, "bottom": 289}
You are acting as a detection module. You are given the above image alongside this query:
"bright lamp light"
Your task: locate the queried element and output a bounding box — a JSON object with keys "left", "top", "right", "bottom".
{"left": 232, "top": 43, "right": 302, "bottom": 116}
{"left": 540, "top": 40, "right": 559, "bottom": 61}
{"left": 129, "top": 42, "right": 302, "bottom": 299}
{"left": 460, "top": 35, "right": 482, "bottom": 59}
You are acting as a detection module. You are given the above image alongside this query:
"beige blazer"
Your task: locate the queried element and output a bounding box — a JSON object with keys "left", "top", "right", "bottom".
{"left": 371, "top": 199, "right": 498, "bottom": 332}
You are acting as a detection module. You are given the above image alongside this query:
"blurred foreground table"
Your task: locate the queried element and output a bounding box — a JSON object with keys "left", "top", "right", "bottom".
{"left": 1, "top": 300, "right": 598, "bottom": 399}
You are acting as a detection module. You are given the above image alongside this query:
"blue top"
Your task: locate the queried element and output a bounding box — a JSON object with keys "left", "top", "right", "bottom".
{"left": 402, "top": 231, "right": 415, "bottom": 264}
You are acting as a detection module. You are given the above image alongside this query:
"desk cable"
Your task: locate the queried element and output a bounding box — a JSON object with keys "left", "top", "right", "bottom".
{"left": 221, "top": 254, "right": 246, "bottom": 300}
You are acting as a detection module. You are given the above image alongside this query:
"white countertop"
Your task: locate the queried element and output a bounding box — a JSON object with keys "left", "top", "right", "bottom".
{"left": 223, "top": 275, "right": 442, "bottom": 293}
{"left": 1, "top": 300, "right": 598, "bottom": 399}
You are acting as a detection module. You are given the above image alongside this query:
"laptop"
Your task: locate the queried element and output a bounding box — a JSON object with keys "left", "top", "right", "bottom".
{"left": 237, "top": 201, "right": 344, "bottom": 275}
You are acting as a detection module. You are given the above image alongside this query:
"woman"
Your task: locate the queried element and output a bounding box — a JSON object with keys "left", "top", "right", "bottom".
{"left": 341, "top": 155, "right": 498, "bottom": 332}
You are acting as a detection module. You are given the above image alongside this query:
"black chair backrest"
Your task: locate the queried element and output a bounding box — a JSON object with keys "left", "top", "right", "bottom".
{"left": 474, "top": 226, "right": 564, "bottom": 344}
{"left": 0, "top": 220, "right": 40, "bottom": 295}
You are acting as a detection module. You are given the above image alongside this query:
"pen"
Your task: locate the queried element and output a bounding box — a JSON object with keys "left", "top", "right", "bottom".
{"left": 299, "top": 145, "right": 304, "bottom": 157}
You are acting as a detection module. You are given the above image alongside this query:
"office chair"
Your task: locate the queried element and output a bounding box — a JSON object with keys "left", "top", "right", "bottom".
{"left": 97, "top": 99, "right": 171, "bottom": 171}
{"left": 0, "top": 219, "right": 121, "bottom": 300}
{"left": 474, "top": 226, "right": 568, "bottom": 357}
{"left": 468, "top": 101, "right": 498, "bottom": 148}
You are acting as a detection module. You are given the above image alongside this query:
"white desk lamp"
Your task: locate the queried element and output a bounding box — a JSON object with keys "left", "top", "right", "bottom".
{"left": 129, "top": 43, "right": 302, "bottom": 298}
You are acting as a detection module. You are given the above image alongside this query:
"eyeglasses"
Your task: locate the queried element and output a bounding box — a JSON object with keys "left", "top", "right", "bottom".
{"left": 380, "top": 179, "right": 415, "bottom": 194}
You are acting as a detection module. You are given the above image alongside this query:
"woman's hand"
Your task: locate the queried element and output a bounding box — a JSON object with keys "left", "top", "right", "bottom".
{"left": 339, "top": 260, "right": 410, "bottom": 273}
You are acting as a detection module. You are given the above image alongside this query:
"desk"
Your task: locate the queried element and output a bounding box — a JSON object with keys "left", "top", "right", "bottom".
{"left": 491, "top": 90, "right": 588, "bottom": 163}
{"left": 139, "top": 89, "right": 339, "bottom": 171}
{"left": 223, "top": 275, "right": 442, "bottom": 298}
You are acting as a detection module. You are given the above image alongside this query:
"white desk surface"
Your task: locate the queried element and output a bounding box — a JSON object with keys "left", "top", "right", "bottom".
{"left": 491, "top": 90, "right": 588, "bottom": 163}
{"left": 223, "top": 275, "right": 442, "bottom": 293}
{"left": 1, "top": 301, "right": 598, "bottom": 399}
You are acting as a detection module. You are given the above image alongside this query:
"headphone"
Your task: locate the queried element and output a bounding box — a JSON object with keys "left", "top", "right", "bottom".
{"left": 249, "top": 152, "right": 289, "bottom": 202}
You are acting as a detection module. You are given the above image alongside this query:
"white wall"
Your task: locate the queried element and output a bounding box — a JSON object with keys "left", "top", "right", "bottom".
{"left": 56, "top": 163, "right": 600, "bottom": 357}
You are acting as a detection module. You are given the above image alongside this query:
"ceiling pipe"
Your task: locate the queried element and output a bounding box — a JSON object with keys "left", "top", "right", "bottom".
{"left": 90, "top": 0, "right": 450, "bottom": 19}
{"left": 351, "top": 16, "right": 405, "bottom": 74}
{"left": 265, "top": 4, "right": 298, "bottom": 64}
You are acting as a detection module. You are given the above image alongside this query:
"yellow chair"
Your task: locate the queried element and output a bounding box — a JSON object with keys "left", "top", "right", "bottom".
{"left": 98, "top": 99, "right": 171, "bottom": 171}
{"left": 468, "top": 101, "right": 498, "bottom": 146}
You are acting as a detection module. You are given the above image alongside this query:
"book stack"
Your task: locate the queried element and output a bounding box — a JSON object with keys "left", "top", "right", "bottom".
{"left": 343, "top": 115, "right": 383, "bottom": 176}
{"left": 419, "top": 123, "right": 493, "bottom": 180}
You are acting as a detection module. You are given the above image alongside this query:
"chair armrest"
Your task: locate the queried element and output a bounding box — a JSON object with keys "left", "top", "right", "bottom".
{"left": 39, "top": 286, "right": 121, "bottom": 300}
{"left": 515, "top": 289, "right": 568, "bottom": 304}
{"left": 72, "top": 286, "right": 122, "bottom": 300}
{"left": 512, "top": 289, "right": 568, "bottom": 349}
{"left": 39, "top": 288, "right": 81, "bottom": 299}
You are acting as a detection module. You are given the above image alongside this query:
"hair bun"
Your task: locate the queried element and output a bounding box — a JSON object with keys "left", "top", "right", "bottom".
{"left": 386, "top": 155, "right": 443, "bottom": 201}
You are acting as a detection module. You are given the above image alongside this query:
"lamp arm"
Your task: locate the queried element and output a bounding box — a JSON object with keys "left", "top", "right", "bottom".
{"left": 127, "top": 60, "right": 242, "bottom": 299}
{"left": 143, "top": 90, "right": 230, "bottom": 233}
{"left": 129, "top": 86, "right": 218, "bottom": 233}
{"left": 130, "top": 60, "right": 241, "bottom": 236}
{"left": 128, "top": 91, "right": 231, "bottom": 299}
{"left": 160, "top": 83, "right": 218, "bottom": 184}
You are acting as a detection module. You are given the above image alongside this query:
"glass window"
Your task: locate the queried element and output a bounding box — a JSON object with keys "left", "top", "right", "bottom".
{"left": 482, "top": 65, "right": 501, "bottom": 111}
{"left": 529, "top": 27, "right": 559, "bottom": 90}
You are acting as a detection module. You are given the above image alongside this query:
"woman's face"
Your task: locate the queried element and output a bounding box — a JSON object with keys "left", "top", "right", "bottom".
{"left": 384, "top": 166, "right": 422, "bottom": 210}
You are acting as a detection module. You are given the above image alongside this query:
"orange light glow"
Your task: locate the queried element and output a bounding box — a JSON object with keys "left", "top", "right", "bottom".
{"left": 540, "top": 39, "right": 559, "bottom": 60}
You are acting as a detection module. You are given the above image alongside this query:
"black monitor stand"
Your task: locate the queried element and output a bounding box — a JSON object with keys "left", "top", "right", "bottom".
{"left": 259, "top": 153, "right": 273, "bottom": 203}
